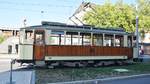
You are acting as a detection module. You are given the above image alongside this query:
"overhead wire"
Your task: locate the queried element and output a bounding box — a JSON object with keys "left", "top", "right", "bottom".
{"left": 0, "top": 0, "right": 76, "bottom": 15}
{"left": 0, "top": 7, "right": 72, "bottom": 16}
{"left": 0, "top": 0, "right": 84, "bottom": 26}
{"left": 0, "top": 1, "right": 74, "bottom": 8}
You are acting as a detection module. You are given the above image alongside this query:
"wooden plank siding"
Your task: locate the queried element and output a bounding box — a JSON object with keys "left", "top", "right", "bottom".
{"left": 34, "top": 45, "right": 133, "bottom": 60}
{"left": 34, "top": 45, "right": 45, "bottom": 60}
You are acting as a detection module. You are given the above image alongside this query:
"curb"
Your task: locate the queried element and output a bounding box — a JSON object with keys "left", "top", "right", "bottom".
{"left": 48, "top": 73, "right": 150, "bottom": 84}
{"left": 99, "top": 73, "right": 150, "bottom": 81}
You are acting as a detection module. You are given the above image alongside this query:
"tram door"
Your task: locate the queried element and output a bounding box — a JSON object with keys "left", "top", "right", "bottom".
{"left": 34, "top": 30, "right": 45, "bottom": 61}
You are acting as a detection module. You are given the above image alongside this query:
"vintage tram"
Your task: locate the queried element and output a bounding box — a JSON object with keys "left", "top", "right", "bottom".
{"left": 17, "top": 22, "right": 138, "bottom": 66}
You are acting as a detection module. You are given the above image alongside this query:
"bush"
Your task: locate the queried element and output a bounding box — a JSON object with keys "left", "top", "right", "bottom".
{"left": 0, "top": 36, "right": 4, "bottom": 44}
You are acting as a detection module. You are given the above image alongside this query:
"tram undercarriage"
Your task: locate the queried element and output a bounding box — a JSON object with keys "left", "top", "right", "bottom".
{"left": 17, "top": 58, "right": 132, "bottom": 68}
{"left": 44, "top": 60, "right": 131, "bottom": 68}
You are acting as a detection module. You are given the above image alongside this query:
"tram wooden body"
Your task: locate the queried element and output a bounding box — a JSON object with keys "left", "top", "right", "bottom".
{"left": 18, "top": 22, "right": 138, "bottom": 66}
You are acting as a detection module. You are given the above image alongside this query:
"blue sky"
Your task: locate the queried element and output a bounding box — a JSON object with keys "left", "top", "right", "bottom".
{"left": 0, "top": 0, "right": 136, "bottom": 28}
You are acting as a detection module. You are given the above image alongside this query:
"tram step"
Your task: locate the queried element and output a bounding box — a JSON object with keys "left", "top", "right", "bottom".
{"left": 35, "top": 61, "right": 45, "bottom": 66}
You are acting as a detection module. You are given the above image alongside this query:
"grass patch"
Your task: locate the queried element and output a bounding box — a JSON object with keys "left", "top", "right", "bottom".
{"left": 36, "top": 62, "right": 150, "bottom": 84}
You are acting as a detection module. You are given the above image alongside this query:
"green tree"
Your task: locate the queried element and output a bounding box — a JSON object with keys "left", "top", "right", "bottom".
{"left": 134, "top": 0, "right": 150, "bottom": 40}
{"left": 83, "top": 1, "right": 136, "bottom": 32}
{"left": 136, "top": 0, "right": 150, "bottom": 31}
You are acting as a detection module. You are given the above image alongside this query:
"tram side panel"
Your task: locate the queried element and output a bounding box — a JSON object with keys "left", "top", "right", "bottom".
{"left": 33, "top": 44, "right": 45, "bottom": 61}
{"left": 19, "top": 45, "right": 133, "bottom": 63}
{"left": 44, "top": 45, "right": 132, "bottom": 61}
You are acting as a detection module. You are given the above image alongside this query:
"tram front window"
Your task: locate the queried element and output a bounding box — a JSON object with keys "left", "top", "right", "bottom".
{"left": 35, "top": 33, "right": 44, "bottom": 45}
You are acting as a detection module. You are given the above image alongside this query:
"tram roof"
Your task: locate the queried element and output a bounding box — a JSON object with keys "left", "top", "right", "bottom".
{"left": 21, "top": 21, "right": 133, "bottom": 35}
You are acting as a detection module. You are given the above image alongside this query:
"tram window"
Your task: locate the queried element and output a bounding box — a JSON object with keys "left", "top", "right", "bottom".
{"left": 128, "top": 39, "right": 131, "bottom": 47}
{"left": 83, "top": 35, "right": 90, "bottom": 45}
{"left": 72, "top": 35, "right": 79, "bottom": 45}
{"left": 115, "top": 36, "right": 123, "bottom": 47}
{"left": 133, "top": 37, "right": 136, "bottom": 47}
{"left": 25, "top": 30, "right": 33, "bottom": 40}
{"left": 50, "top": 31, "right": 64, "bottom": 45}
{"left": 22, "top": 30, "right": 34, "bottom": 44}
{"left": 75, "top": 35, "right": 82, "bottom": 45}
{"left": 115, "top": 39, "right": 121, "bottom": 46}
{"left": 128, "top": 36, "right": 132, "bottom": 47}
{"left": 61, "top": 34, "right": 82, "bottom": 45}
{"left": 50, "top": 34, "right": 59, "bottom": 45}
{"left": 93, "top": 34, "right": 103, "bottom": 46}
{"left": 120, "top": 37, "right": 124, "bottom": 47}
{"left": 66, "top": 35, "right": 71, "bottom": 45}
{"left": 104, "top": 35, "right": 113, "bottom": 46}
{"left": 61, "top": 35, "right": 65, "bottom": 45}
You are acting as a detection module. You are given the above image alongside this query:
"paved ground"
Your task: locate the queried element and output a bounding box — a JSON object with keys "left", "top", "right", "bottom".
{"left": 0, "top": 59, "right": 35, "bottom": 84}
{"left": 139, "top": 55, "right": 150, "bottom": 62}
{"left": 0, "top": 71, "right": 34, "bottom": 84}
{"left": 0, "top": 54, "right": 18, "bottom": 59}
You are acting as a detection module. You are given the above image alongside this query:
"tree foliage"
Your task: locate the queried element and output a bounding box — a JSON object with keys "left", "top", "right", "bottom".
{"left": 83, "top": 0, "right": 150, "bottom": 33}
{"left": 137, "top": 0, "right": 150, "bottom": 31}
